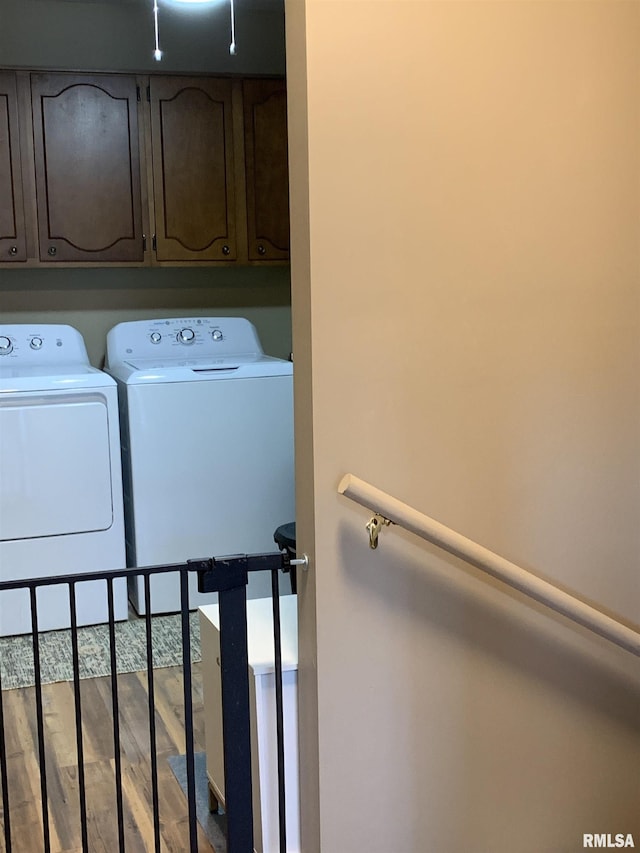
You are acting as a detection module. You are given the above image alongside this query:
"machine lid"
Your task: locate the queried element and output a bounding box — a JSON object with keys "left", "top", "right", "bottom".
{"left": 122, "top": 354, "right": 262, "bottom": 370}
{"left": 0, "top": 364, "right": 116, "bottom": 394}
{"left": 109, "top": 356, "right": 292, "bottom": 384}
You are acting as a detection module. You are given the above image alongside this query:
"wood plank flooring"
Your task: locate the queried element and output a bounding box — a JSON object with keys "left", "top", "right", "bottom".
{"left": 0, "top": 662, "right": 217, "bottom": 853}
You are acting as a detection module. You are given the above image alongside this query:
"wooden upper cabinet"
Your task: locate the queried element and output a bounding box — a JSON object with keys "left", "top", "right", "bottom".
{"left": 242, "top": 78, "right": 290, "bottom": 261}
{"left": 31, "top": 73, "right": 144, "bottom": 263}
{"left": 0, "top": 72, "right": 27, "bottom": 262}
{"left": 149, "top": 77, "right": 236, "bottom": 262}
{"left": 2, "top": 71, "right": 289, "bottom": 268}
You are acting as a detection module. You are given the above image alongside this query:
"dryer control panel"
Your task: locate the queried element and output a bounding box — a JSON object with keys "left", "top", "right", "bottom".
{"left": 0, "top": 324, "right": 90, "bottom": 364}
{"left": 106, "top": 317, "right": 264, "bottom": 366}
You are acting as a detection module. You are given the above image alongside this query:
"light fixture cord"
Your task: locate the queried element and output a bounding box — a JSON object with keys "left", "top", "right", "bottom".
{"left": 153, "top": 0, "right": 162, "bottom": 61}
{"left": 229, "top": 0, "right": 236, "bottom": 55}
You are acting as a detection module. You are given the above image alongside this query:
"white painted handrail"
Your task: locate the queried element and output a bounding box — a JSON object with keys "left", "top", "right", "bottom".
{"left": 338, "top": 473, "right": 640, "bottom": 657}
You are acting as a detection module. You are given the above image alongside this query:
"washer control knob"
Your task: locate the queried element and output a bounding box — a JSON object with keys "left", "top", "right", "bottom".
{"left": 150, "top": 332, "right": 162, "bottom": 344}
{"left": 178, "top": 328, "right": 195, "bottom": 344}
{"left": 212, "top": 329, "right": 223, "bottom": 341}
{"left": 0, "top": 336, "right": 13, "bottom": 354}
{"left": 30, "top": 337, "right": 43, "bottom": 350}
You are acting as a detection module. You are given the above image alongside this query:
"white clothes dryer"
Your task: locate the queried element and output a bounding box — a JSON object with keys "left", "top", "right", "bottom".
{"left": 106, "top": 317, "right": 294, "bottom": 615}
{"left": 0, "top": 324, "right": 127, "bottom": 636}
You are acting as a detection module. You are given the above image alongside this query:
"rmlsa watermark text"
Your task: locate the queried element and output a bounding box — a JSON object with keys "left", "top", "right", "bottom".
{"left": 584, "top": 835, "right": 635, "bottom": 849}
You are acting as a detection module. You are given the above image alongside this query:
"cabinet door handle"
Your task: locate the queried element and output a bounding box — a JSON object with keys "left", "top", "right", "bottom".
{"left": 47, "top": 246, "right": 57, "bottom": 257}
{"left": 257, "top": 244, "right": 266, "bottom": 256}
{"left": 222, "top": 244, "right": 230, "bottom": 256}
{"left": 9, "top": 246, "right": 18, "bottom": 256}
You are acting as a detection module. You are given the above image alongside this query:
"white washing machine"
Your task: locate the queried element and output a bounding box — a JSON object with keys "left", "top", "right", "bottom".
{"left": 106, "top": 317, "right": 294, "bottom": 615}
{"left": 0, "top": 324, "right": 128, "bottom": 637}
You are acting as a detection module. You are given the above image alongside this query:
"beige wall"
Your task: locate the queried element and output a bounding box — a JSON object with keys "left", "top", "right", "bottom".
{"left": 0, "top": 0, "right": 291, "bottom": 363}
{"left": 287, "top": 1, "right": 640, "bottom": 851}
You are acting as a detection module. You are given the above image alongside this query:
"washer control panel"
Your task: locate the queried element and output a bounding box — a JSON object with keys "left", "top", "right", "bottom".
{"left": 0, "top": 325, "right": 89, "bottom": 363}
{"left": 107, "top": 317, "right": 264, "bottom": 365}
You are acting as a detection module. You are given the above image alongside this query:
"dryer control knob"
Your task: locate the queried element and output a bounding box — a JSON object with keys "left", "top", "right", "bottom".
{"left": 212, "top": 329, "right": 223, "bottom": 341}
{"left": 30, "top": 337, "right": 43, "bottom": 350}
{"left": 150, "top": 332, "right": 162, "bottom": 344}
{"left": 178, "top": 328, "right": 195, "bottom": 344}
{"left": 0, "top": 336, "right": 12, "bottom": 354}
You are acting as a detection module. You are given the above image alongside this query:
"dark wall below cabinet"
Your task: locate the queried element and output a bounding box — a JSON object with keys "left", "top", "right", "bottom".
{"left": 0, "top": 265, "right": 292, "bottom": 367}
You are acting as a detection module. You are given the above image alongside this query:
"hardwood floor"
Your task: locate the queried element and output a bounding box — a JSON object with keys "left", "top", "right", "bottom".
{"left": 0, "top": 662, "right": 217, "bottom": 853}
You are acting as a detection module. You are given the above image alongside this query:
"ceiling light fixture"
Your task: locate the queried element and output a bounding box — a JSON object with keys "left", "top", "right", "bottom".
{"left": 154, "top": 0, "right": 237, "bottom": 57}
{"left": 153, "top": 0, "right": 162, "bottom": 60}
{"left": 229, "top": 0, "right": 236, "bottom": 54}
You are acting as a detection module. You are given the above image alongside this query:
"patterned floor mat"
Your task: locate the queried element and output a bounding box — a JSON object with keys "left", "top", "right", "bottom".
{"left": 0, "top": 610, "right": 201, "bottom": 690}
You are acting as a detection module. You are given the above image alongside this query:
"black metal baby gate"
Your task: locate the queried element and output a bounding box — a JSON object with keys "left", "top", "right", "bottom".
{"left": 0, "top": 552, "right": 295, "bottom": 853}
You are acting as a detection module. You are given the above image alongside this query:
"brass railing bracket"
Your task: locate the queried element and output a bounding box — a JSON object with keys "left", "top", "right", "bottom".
{"left": 365, "top": 514, "right": 393, "bottom": 549}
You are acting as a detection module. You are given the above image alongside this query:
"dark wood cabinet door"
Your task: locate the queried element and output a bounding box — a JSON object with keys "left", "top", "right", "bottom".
{"left": 0, "top": 72, "right": 26, "bottom": 262}
{"left": 150, "top": 77, "right": 236, "bottom": 262}
{"left": 243, "top": 78, "right": 290, "bottom": 261}
{"left": 31, "top": 73, "right": 144, "bottom": 263}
